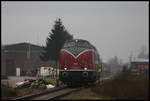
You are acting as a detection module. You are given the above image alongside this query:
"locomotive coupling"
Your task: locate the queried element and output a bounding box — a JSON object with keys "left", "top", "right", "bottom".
{"left": 82, "top": 71, "right": 88, "bottom": 77}
{"left": 62, "top": 72, "right": 68, "bottom": 78}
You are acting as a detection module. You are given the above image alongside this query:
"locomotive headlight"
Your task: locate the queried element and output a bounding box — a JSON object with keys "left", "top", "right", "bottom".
{"left": 75, "top": 39, "right": 78, "bottom": 43}
{"left": 84, "top": 67, "right": 87, "bottom": 71}
{"left": 64, "top": 66, "right": 67, "bottom": 70}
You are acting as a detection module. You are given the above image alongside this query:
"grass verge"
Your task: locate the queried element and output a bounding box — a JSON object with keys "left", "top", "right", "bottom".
{"left": 91, "top": 71, "right": 149, "bottom": 100}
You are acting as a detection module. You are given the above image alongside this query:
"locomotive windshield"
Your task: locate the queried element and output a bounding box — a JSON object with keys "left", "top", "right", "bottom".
{"left": 63, "top": 39, "right": 92, "bottom": 57}
{"left": 77, "top": 41, "right": 89, "bottom": 47}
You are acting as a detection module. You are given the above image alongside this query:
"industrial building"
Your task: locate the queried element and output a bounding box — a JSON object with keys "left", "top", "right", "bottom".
{"left": 1, "top": 42, "right": 56, "bottom": 76}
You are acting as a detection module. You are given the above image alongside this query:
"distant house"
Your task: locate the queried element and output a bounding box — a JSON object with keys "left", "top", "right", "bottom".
{"left": 40, "top": 66, "right": 54, "bottom": 77}
{"left": 2, "top": 42, "right": 56, "bottom": 76}
{"left": 130, "top": 58, "right": 149, "bottom": 75}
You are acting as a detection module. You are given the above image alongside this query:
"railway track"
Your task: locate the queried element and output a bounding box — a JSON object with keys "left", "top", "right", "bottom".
{"left": 13, "top": 76, "right": 112, "bottom": 100}
{"left": 13, "top": 85, "right": 81, "bottom": 100}
{"left": 32, "top": 87, "right": 81, "bottom": 100}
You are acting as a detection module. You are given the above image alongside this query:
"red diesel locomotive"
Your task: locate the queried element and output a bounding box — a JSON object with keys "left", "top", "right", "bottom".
{"left": 59, "top": 39, "right": 101, "bottom": 86}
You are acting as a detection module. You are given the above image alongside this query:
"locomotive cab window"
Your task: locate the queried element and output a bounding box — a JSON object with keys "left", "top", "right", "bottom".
{"left": 64, "top": 41, "right": 75, "bottom": 48}
{"left": 77, "top": 41, "right": 89, "bottom": 48}
{"left": 62, "top": 40, "right": 92, "bottom": 57}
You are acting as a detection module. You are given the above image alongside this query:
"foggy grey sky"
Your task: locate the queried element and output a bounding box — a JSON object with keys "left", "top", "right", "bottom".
{"left": 1, "top": 1, "right": 149, "bottom": 63}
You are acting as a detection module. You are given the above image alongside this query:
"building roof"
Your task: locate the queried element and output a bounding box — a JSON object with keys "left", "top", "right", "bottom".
{"left": 3, "top": 42, "right": 42, "bottom": 48}
{"left": 133, "top": 58, "right": 149, "bottom": 62}
{"left": 2, "top": 42, "right": 44, "bottom": 61}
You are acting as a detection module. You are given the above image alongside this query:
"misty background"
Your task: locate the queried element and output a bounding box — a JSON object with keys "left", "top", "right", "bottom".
{"left": 1, "top": 1, "right": 149, "bottom": 63}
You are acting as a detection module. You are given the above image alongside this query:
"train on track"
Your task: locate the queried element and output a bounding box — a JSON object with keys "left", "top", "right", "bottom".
{"left": 59, "top": 39, "right": 102, "bottom": 86}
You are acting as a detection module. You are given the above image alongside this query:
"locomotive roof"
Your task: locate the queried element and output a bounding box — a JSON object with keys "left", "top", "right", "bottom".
{"left": 65, "top": 39, "right": 89, "bottom": 43}
{"left": 65, "top": 39, "right": 90, "bottom": 46}
{"left": 65, "top": 39, "right": 97, "bottom": 51}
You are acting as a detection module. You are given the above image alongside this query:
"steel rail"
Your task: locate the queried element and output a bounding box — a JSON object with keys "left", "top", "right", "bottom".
{"left": 31, "top": 87, "right": 81, "bottom": 100}
{"left": 13, "top": 85, "right": 67, "bottom": 100}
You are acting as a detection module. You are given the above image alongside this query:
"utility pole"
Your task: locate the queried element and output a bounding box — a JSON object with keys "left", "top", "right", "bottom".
{"left": 56, "top": 60, "right": 59, "bottom": 87}
{"left": 128, "top": 51, "right": 133, "bottom": 69}
{"left": 27, "top": 41, "right": 31, "bottom": 60}
{"left": 129, "top": 51, "right": 133, "bottom": 62}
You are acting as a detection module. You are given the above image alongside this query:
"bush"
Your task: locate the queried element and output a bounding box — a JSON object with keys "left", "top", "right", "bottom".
{"left": 91, "top": 71, "right": 149, "bottom": 100}
{"left": 39, "top": 84, "right": 46, "bottom": 89}
{"left": 30, "top": 82, "right": 39, "bottom": 89}
{"left": 44, "top": 79, "right": 56, "bottom": 85}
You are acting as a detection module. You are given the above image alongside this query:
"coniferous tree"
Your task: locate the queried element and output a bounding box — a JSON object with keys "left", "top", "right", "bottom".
{"left": 40, "top": 18, "right": 73, "bottom": 65}
{"left": 40, "top": 18, "right": 73, "bottom": 86}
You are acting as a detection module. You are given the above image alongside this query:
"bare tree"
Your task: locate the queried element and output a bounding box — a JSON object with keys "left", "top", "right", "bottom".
{"left": 137, "top": 45, "right": 148, "bottom": 58}
{"left": 107, "top": 56, "right": 122, "bottom": 75}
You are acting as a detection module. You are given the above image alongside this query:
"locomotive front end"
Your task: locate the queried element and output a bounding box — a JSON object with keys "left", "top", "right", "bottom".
{"left": 59, "top": 39, "right": 99, "bottom": 86}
